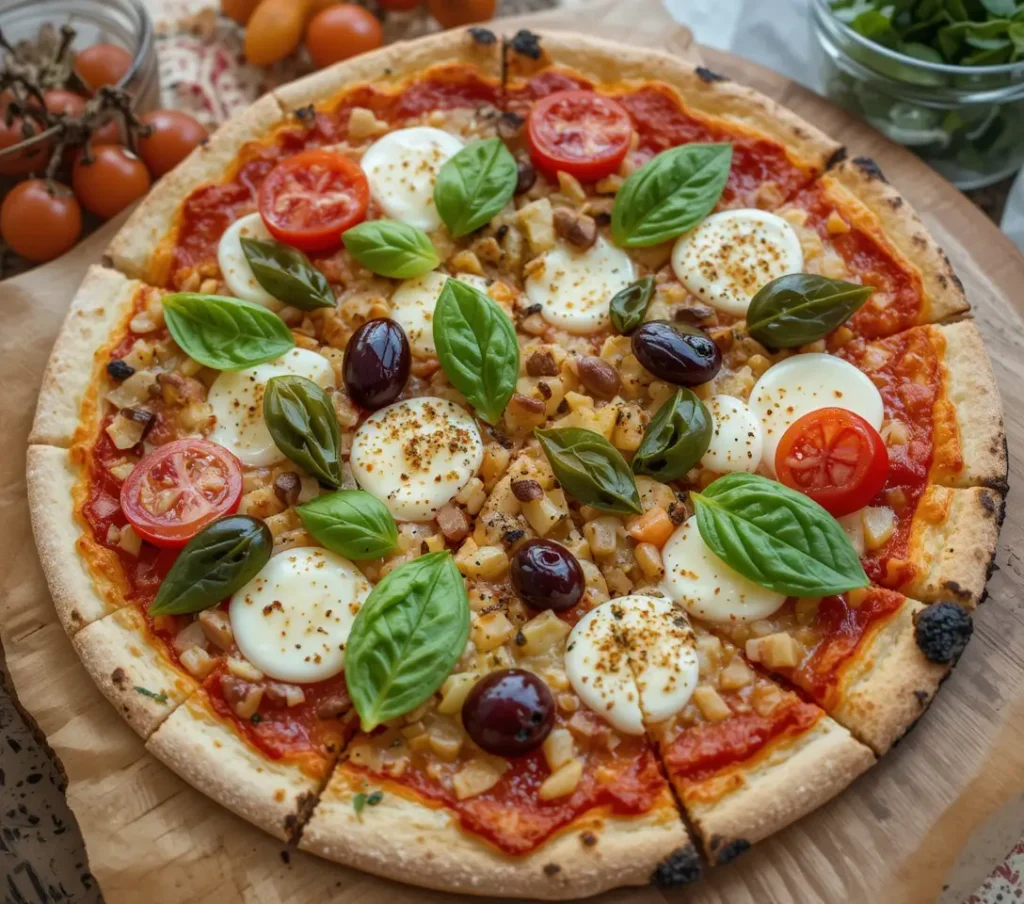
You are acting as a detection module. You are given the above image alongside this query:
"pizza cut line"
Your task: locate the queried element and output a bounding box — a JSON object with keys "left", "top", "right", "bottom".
{"left": 25, "top": 28, "right": 1006, "bottom": 899}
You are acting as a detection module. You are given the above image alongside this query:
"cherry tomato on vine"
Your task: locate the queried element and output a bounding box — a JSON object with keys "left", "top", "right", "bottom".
{"left": 74, "top": 43, "right": 134, "bottom": 92}
{"left": 0, "top": 179, "right": 82, "bottom": 262}
{"left": 120, "top": 439, "right": 244, "bottom": 548}
{"left": 427, "top": 0, "right": 496, "bottom": 28}
{"left": 258, "top": 148, "right": 369, "bottom": 252}
{"left": 306, "top": 5, "right": 384, "bottom": 69}
{"left": 526, "top": 89, "right": 633, "bottom": 182}
{"left": 137, "top": 109, "right": 208, "bottom": 178}
{"left": 774, "top": 407, "right": 889, "bottom": 518}
{"left": 43, "top": 89, "right": 87, "bottom": 118}
{"left": 72, "top": 144, "right": 151, "bottom": 220}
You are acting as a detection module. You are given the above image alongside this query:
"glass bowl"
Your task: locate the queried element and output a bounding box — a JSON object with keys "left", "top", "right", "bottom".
{"left": 0, "top": 0, "right": 158, "bottom": 175}
{"left": 811, "top": 0, "right": 1024, "bottom": 189}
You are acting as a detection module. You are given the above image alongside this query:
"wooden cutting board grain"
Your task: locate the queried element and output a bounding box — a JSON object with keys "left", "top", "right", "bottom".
{"left": 1, "top": 2, "right": 1022, "bottom": 901}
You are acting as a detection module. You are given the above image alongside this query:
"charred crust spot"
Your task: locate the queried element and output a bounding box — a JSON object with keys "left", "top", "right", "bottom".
{"left": 285, "top": 791, "right": 318, "bottom": 844}
{"left": 979, "top": 489, "right": 998, "bottom": 516}
{"left": 293, "top": 104, "right": 316, "bottom": 126}
{"left": 695, "top": 65, "right": 727, "bottom": 83}
{"left": 280, "top": 850, "right": 291, "bottom": 865}
{"left": 913, "top": 689, "right": 929, "bottom": 706}
{"left": 523, "top": 302, "right": 543, "bottom": 316}
{"left": 825, "top": 146, "right": 848, "bottom": 170}
{"left": 941, "top": 580, "right": 970, "bottom": 601}
{"left": 468, "top": 27, "right": 497, "bottom": 46}
{"left": 852, "top": 156, "right": 887, "bottom": 182}
{"left": 710, "top": 836, "right": 751, "bottom": 864}
{"left": 914, "top": 602, "right": 973, "bottom": 664}
{"left": 887, "top": 196, "right": 904, "bottom": 209}
{"left": 580, "top": 830, "right": 598, "bottom": 846}
{"left": 511, "top": 29, "right": 543, "bottom": 60}
{"left": 110, "top": 667, "right": 127, "bottom": 687}
{"left": 107, "top": 359, "right": 134, "bottom": 381}
{"left": 650, "top": 844, "right": 702, "bottom": 887}
{"left": 912, "top": 234, "right": 927, "bottom": 248}
{"left": 502, "top": 528, "right": 527, "bottom": 547}
{"left": 938, "top": 274, "right": 948, "bottom": 287}
{"left": 543, "top": 863, "right": 561, "bottom": 876}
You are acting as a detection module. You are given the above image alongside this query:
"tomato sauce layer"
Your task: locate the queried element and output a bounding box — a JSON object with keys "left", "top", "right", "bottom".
{"left": 349, "top": 738, "right": 665, "bottom": 856}
{"left": 172, "top": 65, "right": 499, "bottom": 278}
{"left": 791, "top": 182, "right": 923, "bottom": 340}
{"left": 508, "top": 73, "right": 816, "bottom": 208}
{"left": 662, "top": 699, "right": 821, "bottom": 785}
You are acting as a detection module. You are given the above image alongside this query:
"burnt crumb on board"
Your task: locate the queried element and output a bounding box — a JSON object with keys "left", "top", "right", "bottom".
{"left": 712, "top": 837, "right": 752, "bottom": 864}
{"left": 650, "top": 844, "right": 702, "bottom": 886}
{"left": 695, "top": 66, "right": 727, "bottom": 83}
{"left": 914, "top": 602, "right": 973, "bottom": 664}
{"left": 543, "top": 862, "right": 561, "bottom": 876}
{"left": 468, "top": 27, "right": 497, "bottom": 46}
{"left": 510, "top": 29, "right": 543, "bottom": 60}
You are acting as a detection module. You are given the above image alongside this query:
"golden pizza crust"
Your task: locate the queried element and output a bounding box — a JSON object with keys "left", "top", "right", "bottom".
{"left": 145, "top": 693, "right": 324, "bottom": 843}
{"left": 300, "top": 763, "right": 696, "bottom": 899}
{"left": 670, "top": 716, "right": 874, "bottom": 864}
{"left": 72, "top": 605, "right": 196, "bottom": 738}
{"left": 29, "top": 265, "right": 139, "bottom": 448}
{"left": 831, "top": 596, "right": 950, "bottom": 755}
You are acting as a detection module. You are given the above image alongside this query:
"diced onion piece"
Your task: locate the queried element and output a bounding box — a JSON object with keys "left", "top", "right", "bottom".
{"left": 863, "top": 506, "right": 896, "bottom": 550}
{"left": 538, "top": 758, "right": 583, "bottom": 800}
{"left": 518, "top": 610, "right": 571, "bottom": 657}
{"left": 746, "top": 633, "right": 803, "bottom": 669}
{"left": 542, "top": 727, "right": 575, "bottom": 771}
{"left": 437, "top": 673, "right": 479, "bottom": 715}
{"left": 453, "top": 756, "right": 508, "bottom": 800}
{"left": 173, "top": 620, "right": 207, "bottom": 655}
{"left": 180, "top": 646, "right": 218, "bottom": 679}
{"left": 693, "top": 685, "right": 731, "bottom": 722}
{"left": 226, "top": 657, "right": 264, "bottom": 682}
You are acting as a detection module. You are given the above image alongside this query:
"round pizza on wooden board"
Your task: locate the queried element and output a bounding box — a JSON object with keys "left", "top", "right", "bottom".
{"left": 24, "top": 26, "right": 1007, "bottom": 900}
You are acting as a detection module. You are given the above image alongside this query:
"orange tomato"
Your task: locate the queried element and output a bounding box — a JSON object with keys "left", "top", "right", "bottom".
{"left": 74, "top": 43, "right": 134, "bottom": 92}
{"left": 72, "top": 145, "right": 151, "bottom": 219}
{"left": 0, "top": 179, "right": 82, "bottom": 262}
{"left": 245, "top": 0, "right": 314, "bottom": 66}
{"left": 427, "top": 0, "right": 496, "bottom": 28}
{"left": 137, "top": 110, "right": 208, "bottom": 177}
{"left": 305, "top": 5, "right": 383, "bottom": 68}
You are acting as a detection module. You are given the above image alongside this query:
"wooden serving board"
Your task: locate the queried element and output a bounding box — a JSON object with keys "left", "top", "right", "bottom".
{"left": 1, "top": 2, "right": 1022, "bottom": 902}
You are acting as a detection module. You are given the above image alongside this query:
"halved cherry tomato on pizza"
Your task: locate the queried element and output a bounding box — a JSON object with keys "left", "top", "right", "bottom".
{"left": 257, "top": 149, "right": 370, "bottom": 253}
{"left": 775, "top": 408, "right": 889, "bottom": 518}
{"left": 120, "top": 439, "right": 244, "bottom": 548}
{"left": 526, "top": 89, "right": 633, "bottom": 183}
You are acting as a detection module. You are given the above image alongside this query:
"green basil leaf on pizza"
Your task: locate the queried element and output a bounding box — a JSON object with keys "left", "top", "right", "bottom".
{"left": 434, "top": 137, "right": 518, "bottom": 238}
{"left": 535, "top": 427, "right": 643, "bottom": 515}
{"left": 611, "top": 143, "right": 732, "bottom": 248}
{"left": 342, "top": 219, "right": 439, "bottom": 279}
{"left": 433, "top": 278, "right": 519, "bottom": 425}
{"left": 746, "top": 274, "right": 875, "bottom": 348}
{"left": 149, "top": 515, "right": 272, "bottom": 616}
{"left": 162, "top": 293, "right": 295, "bottom": 370}
{"left": 609, "top": 275, "right": 656, "bottom": 335}
{"left": 632, "top": 388, "right": 712, "bottom": 481}
{"left": 240, "top": 237, "right": 335, "bottom": 310}
{"left": 692, "top": 472, "right": 869, "bottom": 596}
{"left": 263, "top": 375, "right": 343, "bottom": 488}
{"left": 345, "top": 551, "right": 470, "bottom": 732}
{"left": 297, "top": 490, "right": 399, "bottom": 561}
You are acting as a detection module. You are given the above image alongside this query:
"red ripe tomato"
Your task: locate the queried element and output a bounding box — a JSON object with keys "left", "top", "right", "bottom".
{"left": 775, "top": 408, "right": 889, "bottom": 518}
{"left": 120, "top": 439, "right": 244, "bottom": 548}
{"left": 137, "top": 109, "right": 208, "bottom": 178}
{"left": 258, "top": 148, "right": 369, "bottom": 252}
{"left": 526, "top": 89, "right": 633, "bottom": 182}
{"left": 43, "top": 89, "right": 87, "bottom": 117}
{"left": 0, "top": 101, "right": 47, "bottom": 176}
{"left": 306, "top": 4, "right": 384, "bottom": 68}
{"left": 74, "top": 42, "right": 134, "bottom": 92}
{"left": 72, "top": 144, "right": 151, "bottom": 219}
{"left": 0, "top": 179, "right": 83, "bottom": 262}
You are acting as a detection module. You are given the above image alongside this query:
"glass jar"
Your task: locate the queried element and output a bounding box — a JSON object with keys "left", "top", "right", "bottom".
{"left": 811, "top": 0, "right": 1024, "bottom": 189}
{"left": 0, "top": 0, "right": 157, "bottom": 175}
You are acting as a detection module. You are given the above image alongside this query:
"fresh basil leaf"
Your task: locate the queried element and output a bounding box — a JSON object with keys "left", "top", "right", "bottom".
{"left": 981, "top": 0, "right": 1017, "bottom": 15}
{"left": 342, "top": 220, "right": 439, "bottom": 279}
{"left": 609, "top": 276, "right": 656, "bottom": 335}
{"left": 345, "top": 552, "right": 470, "bottom": 732}
{"left": 745, "top": 274, "right": 874, "bottom": 348}
{"left": 632, "top": 388, "right": 712, "bottom": 481}
{"left": 263, "top": 375, "right": 343, "bottom": 488}
{"left": 432, "top": 278, "right": 519, "bottom": 425}
{"left": 692, "top": 472, "right": 869, "bottom": 597}
{"left": 149, "top": 516, "right": 272, "bottom": 616}
{"left": 611, "top": 144, "right": 732, "bottom": 248}
{"left": 240, "top": 237, "right": 334, "bottom": 310}
{"left": 297, "top": 490, "right": 399, "bottom": 560}
{"left": 535, "top": 427, "right": 642, "bottom": 515}
{"left": 434, "top": 138, "right": 518, "bottom": 238}
{"left": 162, "top": 293, "right": 295, "bottom": 371}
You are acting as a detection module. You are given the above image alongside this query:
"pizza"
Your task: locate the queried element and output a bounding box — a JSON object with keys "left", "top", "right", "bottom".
{"left": 25, "top": 27, "right": 1006, "bottom": 899}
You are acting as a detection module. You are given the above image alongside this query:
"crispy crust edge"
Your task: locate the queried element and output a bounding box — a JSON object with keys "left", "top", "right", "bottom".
{"left": 300, "top": 765, "right": 695, "bottom": 900}
{"left": 505, "top": 30, "right": 841, "bottom": 173}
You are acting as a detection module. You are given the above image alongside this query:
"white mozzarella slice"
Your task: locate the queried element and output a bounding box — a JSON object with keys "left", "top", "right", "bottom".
{"left": 661, "top": 517, "right": 786, "bottom": 624}
{"left": 217, "top": 212, "right": 281, "bottom": 310}
{"left": 750, "top": 353, "right": 885, "bottom": 475}
{"left": 361, "top": 127, "right": 464, "bottom": 231}
{"left": 208, "top": 348, "right": 335, "bottom": 467}
{"left": 349, "top": 396, "right": 483, "bottom": 522}
{"left": 701, "top": 394, "right": 763, "bottom": 474}
{"left": 229, "top": 547, "right": 371, "bottom": 684}
{"left": 389, "top": 272, "right": 490, "bottom": 358}
{"left": 525, "top": 238, "right": 636, "bottom": 334}
{"left": 671, "top": 209, "right": 803, "bottom": 317}
{"left": 565, "top": 595, "right": 701, "bottom": 733}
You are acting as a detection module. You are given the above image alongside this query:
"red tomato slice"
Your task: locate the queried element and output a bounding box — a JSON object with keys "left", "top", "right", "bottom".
{"left": 775, "top": 408, "right": 889, "bottom": 518}
{"left": 258, "top": 149, "right": 370, "bottom": 252}
{"left": 526, "top": 89, "right": 633, "bottom": 182}
{"left": 120, "top": 439, "right": 244, "bottom": 548}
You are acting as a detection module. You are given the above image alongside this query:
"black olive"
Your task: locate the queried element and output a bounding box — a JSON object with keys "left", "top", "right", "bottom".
{"left": 461, "top": 668, "right": 555, "bottom": 756}
{"left": 631, "top": 321, "right": 722, "bottom": 386}
{"left": 511, "top": 539, "right": 584, "bottom": 612}
{"left": 342, "top": 318, "right": 410, "bottom": 410}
